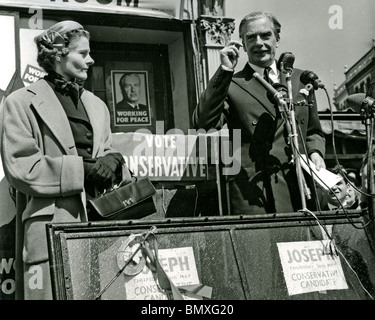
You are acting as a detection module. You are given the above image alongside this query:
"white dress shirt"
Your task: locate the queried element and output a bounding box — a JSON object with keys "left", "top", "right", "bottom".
{"left": 249, "top": 60, "right": 280, "bottom": 83}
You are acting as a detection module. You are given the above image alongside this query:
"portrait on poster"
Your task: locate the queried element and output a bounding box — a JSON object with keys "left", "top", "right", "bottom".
{"left": 111, "top": 70, "right": 151, "bottom": 126}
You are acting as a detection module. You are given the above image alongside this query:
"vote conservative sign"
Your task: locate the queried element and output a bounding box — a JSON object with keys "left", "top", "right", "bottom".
{"left": 111, "top": 131, "right": 230, "bottom": 182}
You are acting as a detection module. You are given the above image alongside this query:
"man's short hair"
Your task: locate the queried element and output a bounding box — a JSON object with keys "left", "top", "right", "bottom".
{"left": 239, "top": 11, "right": 281, "bottom": 41}
{"left": 119, "top": 72, "right": 141, "bottom": 88}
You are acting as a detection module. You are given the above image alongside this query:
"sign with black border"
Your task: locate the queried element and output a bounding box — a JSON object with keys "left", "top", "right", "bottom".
{"left": 111, "top": 70, "right": 151, "bottom": 127}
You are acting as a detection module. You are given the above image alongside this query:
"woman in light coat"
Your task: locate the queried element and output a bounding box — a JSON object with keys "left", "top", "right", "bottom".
{"left": 1, "top": 21, "right": 131, "bottom": 300}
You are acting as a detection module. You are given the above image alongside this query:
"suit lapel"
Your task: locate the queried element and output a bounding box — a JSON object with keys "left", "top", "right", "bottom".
{"left": 81, "top": 91, "right": 102, "bottom": 157}
{"left": 29, "top": 80, "right": 77, "bottom": 155}
{"left": 232, "top": 64, "right": 277, "bottom": 119}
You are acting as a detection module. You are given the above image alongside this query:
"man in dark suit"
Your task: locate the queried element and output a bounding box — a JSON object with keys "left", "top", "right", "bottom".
{"left": 192, "top": 11, "right": 326, "bottom": 215}
{"left": 116, "top": 72, "right": 148, "bottom": 111}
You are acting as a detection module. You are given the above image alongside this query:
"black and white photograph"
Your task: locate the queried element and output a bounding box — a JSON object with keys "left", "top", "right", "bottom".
{"left": 0, "top": 0, "right": 374, "bottom": 308}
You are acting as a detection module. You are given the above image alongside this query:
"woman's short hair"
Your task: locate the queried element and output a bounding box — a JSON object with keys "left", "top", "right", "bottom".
{"left": 35, "top": 23, "right": 90, "bottom": 73}
{"left": 239, "top": 11, "right": 281, "bottom": 41}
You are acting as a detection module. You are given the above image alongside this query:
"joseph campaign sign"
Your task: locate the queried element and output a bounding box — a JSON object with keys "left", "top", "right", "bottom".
{"left": 277, "top": 240, "right": 348, "bottom": 296}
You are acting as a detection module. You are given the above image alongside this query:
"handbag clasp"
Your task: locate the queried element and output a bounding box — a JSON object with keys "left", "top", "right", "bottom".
{"left": 122, "top": 197, "right": 134, "bottom": 207}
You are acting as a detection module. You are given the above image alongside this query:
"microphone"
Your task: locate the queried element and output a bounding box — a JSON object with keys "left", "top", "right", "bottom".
{"left": 267, "top": 83, "right": 288, "bottom": 106}
{"left": 278, "top": 52, "right": 295, "bottom": 73}
{"left": 253, "top": 72, "right": 287, "bottom": 108}
{"left": 346, "top": 93, "right": 375, "bottom": 114}
{"left": 300, "top": 70, "right": 325, "bottom": 90}
{"left": 346, "top": 81, "right": 375, "bottom": 113}
{"left": 346, "top": 93, "right": 366, "bottom": 113}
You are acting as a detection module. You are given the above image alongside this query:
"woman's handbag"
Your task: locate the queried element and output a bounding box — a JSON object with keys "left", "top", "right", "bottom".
{"left": 87, "top": 177, "right": 156, "bottom": 221}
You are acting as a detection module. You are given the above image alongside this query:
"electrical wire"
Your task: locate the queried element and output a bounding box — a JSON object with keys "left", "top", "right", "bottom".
{"left": 322, "top": 86, "right": 372, "bottom": 228}
{"left": 302, "top": 208, "right": 374, "bottom": 300}
{"left": 162, "top": 185, "right": 167, "bottom": 217}
{"left": 291, "top": 87, "right": 372, "bottom": 229}
{"left": 292, "top": 90, "right": 375, "bottom": 299}
{"left": 358, "top": 122, "right": 375, "bottom": 198}
{"left": 296, "top": 119, "right": 322, "bottom": 213}
{"left": 300, "top": 208, "right": 334, "bottom": 241}
{"left": 335, "top": 246, "right": 375, "bottom": 300}
{"left": 327, "top": 87, "right": 375, "bottom": 199}
{"left": 193, "top": 185, "right": 199, "bottom": 217}
{"left": 295, "top": 128, "right": 371, "bottom": 230}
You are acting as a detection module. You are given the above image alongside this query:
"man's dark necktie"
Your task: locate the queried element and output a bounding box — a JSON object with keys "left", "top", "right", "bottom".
{"left": 263, "top": 67, "right": 273, "bottom": 84}
{"left": 263, "top": 67, "right": 282, "bottom": 118}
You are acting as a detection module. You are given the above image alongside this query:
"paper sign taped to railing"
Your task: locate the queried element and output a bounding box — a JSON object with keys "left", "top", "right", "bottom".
{"left": 123, "top": 246, "right": 201, "bottom": 300}
{"left": 277, "top": 241, "right": 348, "bottom": 296}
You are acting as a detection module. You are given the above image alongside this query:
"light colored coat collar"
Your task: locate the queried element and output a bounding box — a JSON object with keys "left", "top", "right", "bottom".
{"left": 28, "top": 79, "right": 102, "bottom": 157}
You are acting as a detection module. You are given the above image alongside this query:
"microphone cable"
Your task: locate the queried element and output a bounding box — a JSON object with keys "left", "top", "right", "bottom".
{"left": 293, "top": 87, "right": 372, "bottom": 229}
{"left": 326, "top": 87, "right": 374, "bottom": 199}
{"left": 302, "top": 208, "right": 374, "bottom": 300}
{"left": 323, "top": 86, "right": 374, "bottom": 228}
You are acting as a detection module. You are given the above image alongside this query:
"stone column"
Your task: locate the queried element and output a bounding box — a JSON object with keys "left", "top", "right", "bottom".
{"left": 198, "top": 14, "right": 235, "bottom": 83}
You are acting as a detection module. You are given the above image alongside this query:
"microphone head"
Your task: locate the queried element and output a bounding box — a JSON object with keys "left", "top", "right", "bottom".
{"left": 300, "top": 70, "right": 324, "bottom": 90}
{"left": 366, "top": 81, "right": 375, "bottom": 98}
{"left": 278, "top": 52, "right": 295, "bottom": 73}
{"left": 300, "top": 70, "right": 316, "bottom": 85}
{"left": 346, "top": 93, "right": 365, "bottom": 113}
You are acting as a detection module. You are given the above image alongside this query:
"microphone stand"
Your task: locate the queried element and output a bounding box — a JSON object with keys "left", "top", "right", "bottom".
{"left": 362, "top": 103, "right": 375, "bottom": 229}
{"left": 253, "top": 69, "right": 310, "bottom": 211}
{"left": 283, "top": 66, "right": 310, "bottom": 210}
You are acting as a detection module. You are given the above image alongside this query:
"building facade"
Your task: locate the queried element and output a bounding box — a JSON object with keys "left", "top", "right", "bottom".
{"left": 334, "top": 40, "right": 375, "bottom": 111}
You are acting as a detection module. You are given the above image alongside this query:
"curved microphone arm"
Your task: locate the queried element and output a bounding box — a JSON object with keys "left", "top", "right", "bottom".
{"left": 253, "top": 68, "right": 310, "bottom": 210}
{"left": 252, "top": 72, "right": 288, "bottom": 114}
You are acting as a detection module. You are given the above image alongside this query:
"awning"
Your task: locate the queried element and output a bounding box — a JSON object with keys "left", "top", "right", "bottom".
{"left": 320, "top": 120, "right": 366, "bottom": 136}
{"left": 319, "top": 109, "right": 366, "bottom": 137}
